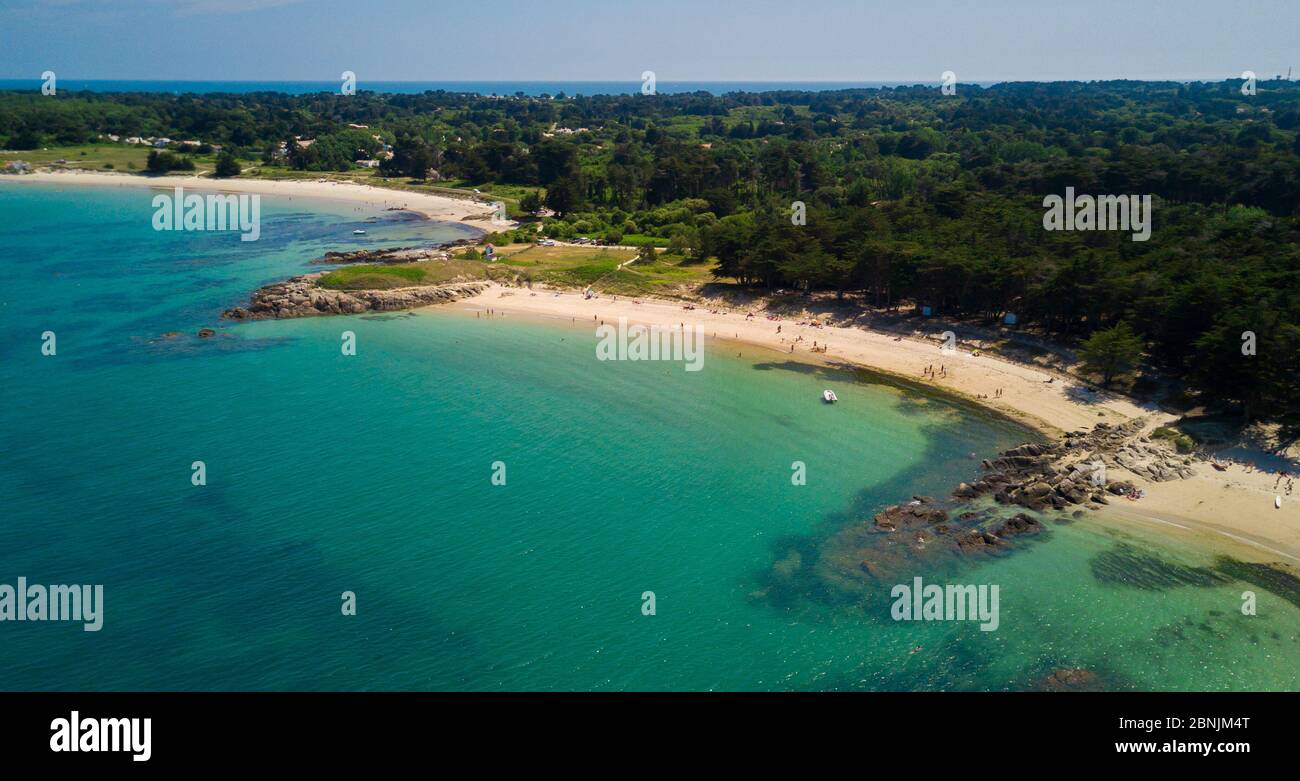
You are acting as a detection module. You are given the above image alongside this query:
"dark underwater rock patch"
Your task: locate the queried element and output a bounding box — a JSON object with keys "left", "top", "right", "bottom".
{"left": 811, "top": 503, "right": 1048, "bottom": 596}
{"left": 1089, "top": 543, "right": 1231, "bottom": 590}
{"left": 1214, "top": 558, "right": 1300, "bottom": 609}
{"left": 1037, "top": 668, "right": 1106, "bottom": 692}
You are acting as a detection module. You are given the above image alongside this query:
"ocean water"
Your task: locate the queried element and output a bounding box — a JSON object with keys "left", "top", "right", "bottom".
{"left": 0, "top": 79, "right": 979, "bottom": 97}
{"left": 0, "top": 182, "right": 1296, "bottom": 691}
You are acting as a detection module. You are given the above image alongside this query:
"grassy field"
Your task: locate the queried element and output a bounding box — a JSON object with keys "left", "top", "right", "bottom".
{"left": 0, "top": 143, "right": 222, "bottom": 172}
{"left": 316, "top": 244, "right": 716, "bottom": 297}
{"left": 317, "top": 260, "right": 496, "bottom": 290}
{"left": 620, "top": 233, "right": 671, "bottom": 247}
{"left": 485, "top": 244, "right": 713, "bottom": 296}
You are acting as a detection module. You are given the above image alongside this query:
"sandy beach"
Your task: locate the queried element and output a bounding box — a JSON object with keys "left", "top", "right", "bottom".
{"left": 9, "top": 170, "right": 1295, "bottom": 564}
{"left": 452, "top": 284, "right": 1300, "bottom": 564}
{"left": 9, "top": 170, "right": 499, "bottom": 226}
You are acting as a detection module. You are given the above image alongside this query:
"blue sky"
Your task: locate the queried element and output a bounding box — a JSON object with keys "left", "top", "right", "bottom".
{"left": 1, "top": 0, "right": 1297, "bottom": 82}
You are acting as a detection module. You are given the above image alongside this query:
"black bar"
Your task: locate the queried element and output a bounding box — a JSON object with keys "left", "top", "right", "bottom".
{"left": 0, "top": 691, "right": 1289, "bottom": 767}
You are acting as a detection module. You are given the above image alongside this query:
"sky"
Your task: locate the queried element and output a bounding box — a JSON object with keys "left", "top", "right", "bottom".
{"left": 0, "top": 0, "right": 1297, "bottom": 83}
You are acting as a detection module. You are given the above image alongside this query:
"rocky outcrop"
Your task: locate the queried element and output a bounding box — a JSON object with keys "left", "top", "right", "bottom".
{"left": 796, "top": 419, "right": 1208, "bottom": 596}
{"left": 223, "top": 274, "right": 487, "bottom": 320}
{"left": 1037, "top": 668, "right": 1104, "bottom": 692}
{"left": 1108, "top": 442, "right": 1196, "bottom": 482}
{"left": 873, "top": 502, "right": 948, "bottom": 532}
{"left": 821, "top": 503, "right": 1047, "bottom": 588}
{"left": 949, "top": 419, "right": 1198, "bottom": 513}
{"left": 311, "top": 241, "right": 476, "bottom": 266}
{"left": 992, "top": 512, "right": 1044, "bottom": 537}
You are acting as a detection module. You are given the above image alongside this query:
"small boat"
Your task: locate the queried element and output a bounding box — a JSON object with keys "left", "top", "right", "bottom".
{"left": 822, "top": 389, "right": 838, "bottom": 403}
{"left": 352, "top": 229, "right": 366, "bottom": 235}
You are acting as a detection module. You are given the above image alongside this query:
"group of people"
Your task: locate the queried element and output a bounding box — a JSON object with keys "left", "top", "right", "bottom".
{"left": 1273, "top": 470, "right": 1295, "bottom": 496}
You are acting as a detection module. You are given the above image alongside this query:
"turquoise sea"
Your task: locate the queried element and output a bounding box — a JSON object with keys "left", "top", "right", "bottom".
{"left": 0, "top": 182, "right": 1296, "bottom": 691}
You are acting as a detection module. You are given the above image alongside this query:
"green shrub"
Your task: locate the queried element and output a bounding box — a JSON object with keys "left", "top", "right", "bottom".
{"left": 1152, "top": 427, "right": 1196, "bottom": 454}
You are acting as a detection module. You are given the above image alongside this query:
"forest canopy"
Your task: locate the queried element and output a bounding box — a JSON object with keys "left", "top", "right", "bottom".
{"left": 3, "top": 80, "right": 1298, "bottom": 423}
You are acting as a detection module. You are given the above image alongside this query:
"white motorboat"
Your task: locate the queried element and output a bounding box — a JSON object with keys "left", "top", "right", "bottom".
{"left": 822, "top": 389, "right": 838, "bottom": 403}
{"left": 352, "top": 229, "right": 367, "bottom": 235}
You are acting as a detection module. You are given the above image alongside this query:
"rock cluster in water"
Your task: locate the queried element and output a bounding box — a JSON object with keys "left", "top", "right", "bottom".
{"left": 801, "top": 419, "right": 1208, "bottom": 594}
{"left": 1037, "top": 668, "right": 1106, "bottom": 692}
{"left": 222, "top": 274, "right": 487, "bottom": 320}
{"left": 813, "top": 495, "right": 1047, "bottom": 590}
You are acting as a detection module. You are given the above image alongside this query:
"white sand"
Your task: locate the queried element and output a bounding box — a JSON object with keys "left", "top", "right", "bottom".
{"left": 10, "top": 170, "right": 498, "bottom": 225}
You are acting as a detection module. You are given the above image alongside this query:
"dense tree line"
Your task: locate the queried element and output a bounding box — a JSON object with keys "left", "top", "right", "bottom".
{"left": 3, "top": 80, "right": 1298, "bottom": 422}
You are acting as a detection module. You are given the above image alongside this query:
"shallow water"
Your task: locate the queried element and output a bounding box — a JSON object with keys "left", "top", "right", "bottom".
{"left": 0, "top": 182, "right": 1295, "bottom": 691}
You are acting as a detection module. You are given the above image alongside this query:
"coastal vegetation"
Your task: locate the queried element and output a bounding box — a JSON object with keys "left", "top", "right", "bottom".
{"left": 0, "top": 143, "right": 154, "bottom": 171}
{"left": 145, "top": 149, "right": 195, "bottom": 173}
{"left": 3, "top": 80, "right": 1299, "bottom": 423}
{"left": 312, "top": 244, "right": 710, "bottom": 297}
{"left": 213, "top": 151, "right": 241, "bottom": 178}
{"left": 317, "top": 264, "right": 429, "bottom": 290}
{"left": 1078, "top": 323, "right": 1144, "bottom": 387}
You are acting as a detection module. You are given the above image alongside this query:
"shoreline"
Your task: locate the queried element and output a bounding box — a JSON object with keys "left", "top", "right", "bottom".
{"left": 4, "top": 170, "right": 499, "bottom": 228}
{"left": 8, "top": 172, "right": 1294, "bottom": 567}
{"left": 445, "top": 283, "right": 1300, "bottom": 566}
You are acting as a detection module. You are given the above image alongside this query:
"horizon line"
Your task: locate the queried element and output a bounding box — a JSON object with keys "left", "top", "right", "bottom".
{"left": 0, "top": 75, "right": 1278, "bottom": 84}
